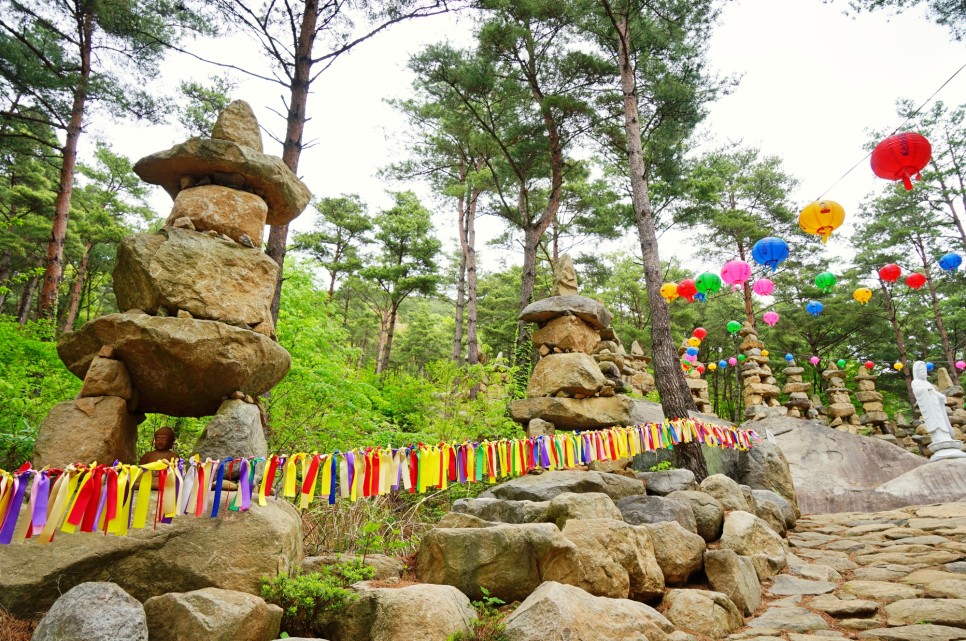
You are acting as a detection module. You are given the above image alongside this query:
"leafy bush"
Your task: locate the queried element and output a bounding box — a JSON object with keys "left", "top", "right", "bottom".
{"left": 260, "top": 561, "right": 375, "bottom": 637}
{"left": 447, "top": 587, "right": 510, "bottom": 641}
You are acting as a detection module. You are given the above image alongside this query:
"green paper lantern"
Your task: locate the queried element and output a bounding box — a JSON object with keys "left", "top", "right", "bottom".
{"left": 837, "top": 358, "right": 847, "bottom": 368}
{"left": 737, "top": 354, "right": 746, "bottom": 362}
{"left": 695, "top": 272, "right": 723, "bottom": 296}
{"left": 726, "top": 320, "right": 742, "bottom": 335}
{"left": 815, "top": 271, "right": 837, "bottom": 292}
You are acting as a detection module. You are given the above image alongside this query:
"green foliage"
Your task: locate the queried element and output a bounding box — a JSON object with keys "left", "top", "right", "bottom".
{"left": 0, "top": 318, "right": 80, "bottom": 469}
{"left": 260, "top": 561, "right": 375, "bottom": 637}
{"left": 447, "top": 587, "right": 510, "bottom": 641}
{"left": 176, "top": 76, "right": 236, "bottom": 136}
{"left": 648, "top": 460, "right": 675, "bottom": 472}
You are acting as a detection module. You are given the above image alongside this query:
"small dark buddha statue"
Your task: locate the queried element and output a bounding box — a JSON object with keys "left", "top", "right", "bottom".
{"left": 139, "top": 427, "right": 177, "bottom": 465}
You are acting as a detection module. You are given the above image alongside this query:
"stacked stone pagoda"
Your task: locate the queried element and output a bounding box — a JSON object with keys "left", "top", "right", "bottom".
{"left": 676, "top": 340, "right": 714, "bottom": 415}
{"left": 781, "top": 357, "right": 813, "bottom": 418}
{"left": 32, "top": 101, "right": 311, "bottom": 468}
{"left": 738, "top": 322, "right": 785, "bottom": 421}
{"left": 511, "top": 255, "right": 652, "bottom": 436}
{"left": 822, "top": 363, "right": 860, "bottom": 431}
{"left": 855, "top": 368, "right": 890, "bottom": 434}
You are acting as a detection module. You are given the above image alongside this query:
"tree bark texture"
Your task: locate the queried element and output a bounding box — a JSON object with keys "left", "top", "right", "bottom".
{"left": 267, "top": 0, "right": 319, "bottom": 324}
{"left": 60, "top": 242, "right": 92, "bottom": 333}
{"left": 462, "top": 187, "right": 481, "bottom": 365}
{"left": 37, "top": 9, "right": 92, "bottom": 320}
{"left": 610, "top": 12, "right": 706, "bottom": 480}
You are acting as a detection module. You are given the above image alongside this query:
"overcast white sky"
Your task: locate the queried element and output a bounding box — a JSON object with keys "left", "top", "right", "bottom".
{"left": 97, "top": 0, "right": 966, "bottom": 275}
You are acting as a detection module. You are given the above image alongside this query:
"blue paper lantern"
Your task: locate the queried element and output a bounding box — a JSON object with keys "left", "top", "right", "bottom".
{"left": 694, "top": 292, "right": 706, "bottom": 303}
{"left": 785, "top": 353, "right": 794, "bottom": 362}
{"left": 686, "top": 347, "right": 699, "bottom": 356}
{"left": 752, "top": 237, "right": 790, "bottom": 272}
{"left": 718, "top": 359, "right": 728, "bottom": 369}
{"left": 927, "top": 362, "right": 935, "bottom": 372}
{"left": 806, "top": 301, "right": 824, "bottom": 316}
{"left": 938, "top": 253, "right": 963, "bottom": 271}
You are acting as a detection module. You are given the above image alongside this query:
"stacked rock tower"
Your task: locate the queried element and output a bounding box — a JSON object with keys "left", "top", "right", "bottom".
{"left": 822, "top": 363, "right": 860, "bottom": 430}
{"left": 738, "top": 322, "right": 785, "bottom": 421}
{"left": 32, "top": 101, "right": 310, "bottom": 468}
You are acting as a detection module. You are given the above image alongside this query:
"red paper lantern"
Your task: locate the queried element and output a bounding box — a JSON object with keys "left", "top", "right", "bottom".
{"left": 871, "top": 132, "right": 932, "bottom": 190}
{"left": 879, "top": 263, "right": 902, "bottom": 283}
{"left": 676, "top": 279, "right": 697, "bottom": 303}
{"left": 696, "top": 364, "right": 706, "bottom": 374}
{"left": 693, "top": 327, "right": 707, "bottom": 340}
{"left": 906, "top": 272, "right": 927, "bottom": 289}
{"left": 864, "top": 360, "right": 875, "bottom": 370}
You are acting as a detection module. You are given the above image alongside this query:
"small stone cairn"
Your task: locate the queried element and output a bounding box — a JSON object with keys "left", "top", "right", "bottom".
{"left": 822, "top": 363, "right": 860, "bottom": 431}
{"left": 677, "top": 340, "right": 714, "bottom": 415}
{"left": 511, "top": 255, "right": 653, "bottom": 436}
{"left": 739, "top": 322, "right": 785, "bottom": 421}
{"left": 855, "top": 367, "right": 890, "bottom": 434}
{"left": 32, "top": 101, "right": 311, "bottom": 468}
{"left": 781, "top": 357, "right": 813, "bottom": 418}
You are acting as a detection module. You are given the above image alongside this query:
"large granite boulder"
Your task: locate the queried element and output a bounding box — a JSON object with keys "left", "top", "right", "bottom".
{"left": 32, "top": 582, "right": 147, "bottom": 641}
{"left": 638, "top": 469, "right": 696, "bottom": 495}
{"left": 761, "top": 416, "right": 965, "bottom": 513}
{"left": 616, "top": 494, "right": 697, "bottom": 533}
{"left": 704, "top": 549, "right": 761, "bottom": 615}
{"left": 211, "top": 100, "right": 264, "bottom": 152}
{"left": 644, "top": 521, "right": 705, "bottom": 586}
{"left": 519, "top": 295, "right": 613, "bottom": 329}
{"left": 560, "top": 518, "right": 665, "bottom": 600}
{"left": 134, "top": 137, "right": 311, "bottom": 226}
{"left": 666, "top": 490, "right": 724, "bottom": 542}
{"left": 527, "top": 352, "right": 607, "bottom": 397}
{"left": 144, "top": 588, "right": 282, "bottom": 641}
{"left": 502, "top": 581, "right": 673, "bottom": 641}
{"left": 114, "top": 228, "right": 278, "bottom": 329}
{"left": 324, "top": 583, "right": 476, "bottom": 641}
{"left": 509, "top": 395, "right": 637, "bottom": 429}
{"left": 736, "top": 437, "right": 800, "bottom": 517}
{"left": 451, "top": 497, "right": 550, "bottom": 524}
{"left": 531, "top": 315, "right": 600, "bottom": 354}
{"left": 167, "top": 185, "right": 268, "bottom": 247}
{"left": 416, "top": 522, "right": 579, "bottom": 602}
{"left": 752, "top": 488, "right": 796, "bottom": 531}
{"left": 480, "top": 470, "right": 644, "bottom": 502}
{"left": 700, "top": 474, "right": 753, "bottom": 512}
{"left": 192, "top": 399, "right": 268, "bottom": 462}
{"left": 663, "top": 589, "right": 743, "bottom": 640}
{"left": 0, "top": 498, "right": 301, "bottom": 619}
{"left": 719, "top": 510, "right": 787, "bottom": 582}
{"left": 32, "top": 396, "right": 142, "bottom": 468}
{"left": 58, "top": 311, "right": 291, "bottom": 417}
{"left": 546, "top": 492, "right": 622, "bottom": 528}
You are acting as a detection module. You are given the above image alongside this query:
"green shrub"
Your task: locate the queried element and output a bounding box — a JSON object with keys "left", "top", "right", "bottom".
{"left": 447, "top": 587, "right": 510, "bottom": 641}
{"left": 260, "top": 561, "right": 375, "bottom": 637}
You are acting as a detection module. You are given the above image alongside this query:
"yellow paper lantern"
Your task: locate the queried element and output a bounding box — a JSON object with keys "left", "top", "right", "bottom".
{"left": 660, "top": 283, "right": 679, "bottom": 303}
{"left": 799, "top": 200, "right": 845, "bottom": 244}
{"left": 708, "top": 362, "right": 717, "bottom": 371}
{"left": 853, "top": 287, "right": 872, "bottom": 305}
{"left": 893, "top": 362, "right": 904, "bottom": 371}
{"left": 687, "top": 337, "right": 701, "bottom": 348}
{"left": 761, "top": 350, "right": 769, "bottom": 358}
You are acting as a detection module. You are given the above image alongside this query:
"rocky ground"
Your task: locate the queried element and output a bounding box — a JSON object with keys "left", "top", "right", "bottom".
{"left": 729, "top": 502, "right": 966, "bottom": 641}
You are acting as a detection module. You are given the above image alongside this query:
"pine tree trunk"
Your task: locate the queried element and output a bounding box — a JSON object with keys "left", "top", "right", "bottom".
{"left": 923, "top": 261, "right": 959, "bottom": 385}
{"left": 375, "top": 311, "right": 390, "bottom": 374}
{"left": 61, "top": 242, "right": 92, "bottom": 334}
{"left": 611, "top": 12, "right": 706, "bottom": 480}
{"left": 0, "top": 248, "right": 11, "bottom": 311}
{"left": 465, "top": 189, "right": 480, "bottom": 365}
{"left": 267, "top": 0, "right": 319, "bottom": 324}
{"left": 453, "top": 195, "right": 466, "bottom": 362}
{"left": 379, "top": 304, "right": 400, "bottom": 374}
{"left": 518, "top": 223, "right": 540, "bottom": 346}
{"left": 37, "top": 10, "right": 93, "bottom": 320}
{"left": 738, "top": 244, "right": 755, "bottom": 326}
{"left": 16, "top": 273, "right": 39, "bottom": 325}
{"left": 880, "top": 281, "right": 915, "bottom": 403}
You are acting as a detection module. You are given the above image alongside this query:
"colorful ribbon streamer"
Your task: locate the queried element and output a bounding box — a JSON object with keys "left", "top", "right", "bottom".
{"left": 0, "top": 418, "right": 757, "bottom": 544}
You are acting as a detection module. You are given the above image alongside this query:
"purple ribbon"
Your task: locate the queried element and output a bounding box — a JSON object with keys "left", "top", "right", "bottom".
{"left": 211, "top": 459, "right": 228, "bottom": 518}
{"left": 346, "top": 451, "right": 356, "bottom": 493}
{"left": 30, "top": 472, "right": 50, "bottom": 535}
{"left": 238, "top": 459, "right": 251, "bottom": 511}
{"left": 457, "top": 446, "right": 467, "bottom": 484}
{"left": 0, "top": 472, "right": 31, "bottom": 544}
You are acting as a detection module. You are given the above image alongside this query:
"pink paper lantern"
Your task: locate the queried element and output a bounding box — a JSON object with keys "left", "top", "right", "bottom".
{"left": 728, "top": 357, "right": 738, "bottom": 366}
{"left": 684, "top": 353, "right": 697, "bottom": 362}
{"left": 762, "top": 311, "right": 780, "bottom": 326}
{"left": 957, "top": 360, "right": 966, "bottom": 371}
{"left": 721, "top": 260, "right": 752, "bottom": 290}
{"left": 752, "top": 278, "right": 775, "bottom": 296}
{"left": 809, "top": 356, "right": 820, "bottom": 366}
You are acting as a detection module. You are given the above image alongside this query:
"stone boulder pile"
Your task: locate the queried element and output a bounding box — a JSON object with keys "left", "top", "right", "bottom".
{"left": 417, "top": 468, "right": 796, "bottom": 639}
{"left": 739, "top": 322, "right": 786, "bottom": 421}
{"left": 510, "top": 254, "right": 654, "bottom": 435}
{"left": 823, "top": 362, "right": 860, "bottom": 431}
{"left": 33, "top": 100, "right": 310, "bottom": 468}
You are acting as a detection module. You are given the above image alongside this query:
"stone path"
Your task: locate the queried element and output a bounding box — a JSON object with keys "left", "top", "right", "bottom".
{"left": 726, "top": 502, "right": 966, "bottom": 641}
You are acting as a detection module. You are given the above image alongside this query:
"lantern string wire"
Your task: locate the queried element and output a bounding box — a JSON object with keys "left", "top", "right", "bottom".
{"left": 813, "top": 60, "right": 966, "bottom": 202}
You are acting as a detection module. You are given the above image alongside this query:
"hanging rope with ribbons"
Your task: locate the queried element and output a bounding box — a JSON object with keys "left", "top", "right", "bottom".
{"left": 0, "top": 417, "right": 758, "bottom": 545}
